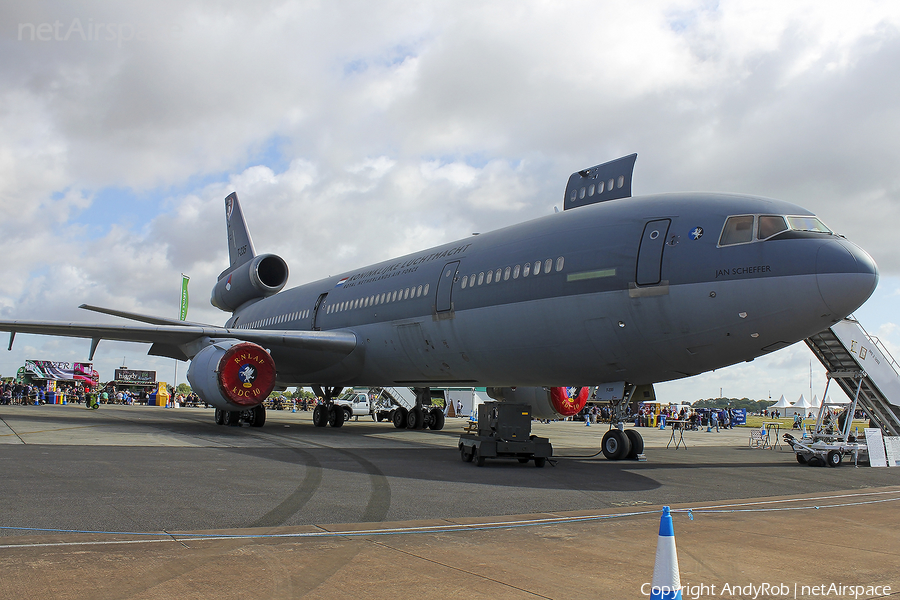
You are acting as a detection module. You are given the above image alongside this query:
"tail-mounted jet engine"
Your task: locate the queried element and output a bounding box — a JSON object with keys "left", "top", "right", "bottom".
{"left": 486, "top": 386, "right": 590, "bottom": 420}
{"left": 211, "top": 253, "right": 289, "bottom": 312}
{"left": 187, "top": 340, "right": 277, "bottom": 427}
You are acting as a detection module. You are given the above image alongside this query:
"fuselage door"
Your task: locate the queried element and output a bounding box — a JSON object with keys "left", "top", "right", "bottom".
{"left": 311, "top": 292, "right": 328, "bottom": 330}
{"left": 435, "top": 261, "right": 460, "bottom": 312}
{"left": 635, "top": 219, "right": 671, "bottom": 286}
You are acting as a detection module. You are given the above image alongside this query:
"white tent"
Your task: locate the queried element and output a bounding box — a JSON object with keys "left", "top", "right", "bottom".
{"left": 824, "top": 394, "right": 850, "bottom": 405}
{"left": 769, "top": 395, "right": 793, "bottom": 415}
{"left": 809, "top": 395, "right": 821, "bottom": 411}
{"left": 786, "top": 394, "right": 813, "bottom": 417}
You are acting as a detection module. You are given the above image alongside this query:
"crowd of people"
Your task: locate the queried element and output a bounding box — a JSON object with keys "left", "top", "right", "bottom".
{"left": 0, "top": 381, "right": 167, "bottom": 406}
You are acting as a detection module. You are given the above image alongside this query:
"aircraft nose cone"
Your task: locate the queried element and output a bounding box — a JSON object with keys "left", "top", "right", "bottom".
{"left": 816, "top": 239, "right": 879, "bottom": 317}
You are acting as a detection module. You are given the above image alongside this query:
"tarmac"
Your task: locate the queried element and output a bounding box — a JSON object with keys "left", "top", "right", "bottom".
{"left": 0, "top": 404, "right": 898, "bottom": 599}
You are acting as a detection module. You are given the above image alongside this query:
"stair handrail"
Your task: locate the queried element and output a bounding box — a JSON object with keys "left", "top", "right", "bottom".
{"left": 847, "top": 315, "right": 900, "bottom": 378}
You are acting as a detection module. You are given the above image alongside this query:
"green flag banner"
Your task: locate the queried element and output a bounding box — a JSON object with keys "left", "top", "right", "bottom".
{"left": 180, "top": 274, "right": 190, "bottom": 321}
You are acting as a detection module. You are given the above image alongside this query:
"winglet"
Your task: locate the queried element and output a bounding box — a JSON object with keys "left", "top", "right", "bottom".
{"left": 225, "top": 192, "right": 257, "bottom": 269}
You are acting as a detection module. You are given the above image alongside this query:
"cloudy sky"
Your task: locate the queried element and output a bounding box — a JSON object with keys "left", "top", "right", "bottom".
{"left": 1, "top": 0, "right": 898, "bottom": 405}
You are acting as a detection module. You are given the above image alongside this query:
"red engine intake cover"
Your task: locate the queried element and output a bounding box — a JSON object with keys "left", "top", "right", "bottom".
{"left": 549, "top": 387, "right": 589, "bottom": 417}
{"left": 216, "top": 342, "right": 277, "bottom": 407}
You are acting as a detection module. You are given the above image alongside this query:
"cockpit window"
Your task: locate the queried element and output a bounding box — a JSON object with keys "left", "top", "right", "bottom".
{"left": 719, "top": 215, "right": 754, "bottom": 246}
{"left": 757, "top": 215, "right": 788, "bottom": 239}
{"left": 787, "top": 216, "right": 831, "bottom": 234}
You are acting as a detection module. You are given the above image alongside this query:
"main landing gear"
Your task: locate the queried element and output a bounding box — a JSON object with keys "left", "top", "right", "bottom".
{"left": 214, "top": 405, "right": 266, "bottom": 427}
{"left": 390, "top": 388, "right": 446, "bottom": 431}
{"left": 311, "top": 385, "right": 346, "bottom": 428}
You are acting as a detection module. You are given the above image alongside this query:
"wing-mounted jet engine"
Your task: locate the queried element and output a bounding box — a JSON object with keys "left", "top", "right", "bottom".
{"left": 186, "top": 340, "right": 277, "bottom": 427}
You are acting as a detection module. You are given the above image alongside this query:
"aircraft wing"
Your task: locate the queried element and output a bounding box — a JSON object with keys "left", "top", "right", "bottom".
{"left": 0, "top": 319, "right": 357, "bottom": 361}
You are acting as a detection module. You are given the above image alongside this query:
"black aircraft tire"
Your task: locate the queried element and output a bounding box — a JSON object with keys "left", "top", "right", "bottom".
{"left": 313, "top": 405, "right": 328, "bottom": 428}
{"left": 328, "top": 406, "right": 345, "bottom": 428}
{"left": 250, "top": 405, "right": 266, "bottom": 427}
{"left": 224, "top": 410, "right": 241, "bottom": 426}
{"left": 624, "top": 429, "right": 644, "bottom": 459}
{"left": 407, "top": 407, "right": 424, "bottom": 429}
{"left": 430, "top": 408, "right": 445, "bottom": 431}
{"left": 601, "top": 429, "right": 631, "bottom": 460}
{"left": 214, "top": 408, "right": 225, "bottom": 425}
{"left": 392, "top": 407, "right": 408, "bottom": 429}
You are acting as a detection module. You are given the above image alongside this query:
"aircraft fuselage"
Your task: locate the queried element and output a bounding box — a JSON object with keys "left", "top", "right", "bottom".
{"left": 226, "top": 192, "right": 878, "bottom": 389}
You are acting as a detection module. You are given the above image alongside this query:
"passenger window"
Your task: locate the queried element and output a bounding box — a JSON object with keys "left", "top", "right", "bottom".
{"left": 758, "top": 216, "right": 788, "bottom": 239}
{"left": 617, "top": 175, "right": 624, "bottom": 188}
{"left": 570, "top": 189, "right": 577, "bottom": 202}
{"left": 719, "top": 216, "right": 754, "bottom": 246}
{"left": 544, "top": 259, "right": 552, "bottom": 273}
{"left": 461, "top": 275, "right": 468, "bottom": 289}
{"left": 504, "top": 267, "right": 511, "bottom": 281}
{"left": 513, "top": 265, "right": 520, "bottom": 279}
{"left": 523, "top": 263, "right": 530, "bottom": 277}
{"left": 478, "top": 272, "right": 484, "bottom": 285}
{"left": 534, "top": 261, "right": 542, "bottom": 275}
{"left": 598, "top": 181, "right": 605, "bottom": 194}
{"left": 416, "top": 285, "right": 423, "bottom": 297}
{"left": 495, "top": 268, "right": 502, "bottom": 282}
{"left": 588, "top": 184, "right": 595, "bottom": 196}
{"left": 556, "top": 256, "right": 564, "bottom": 271}
{"left": 486, "top": 270, "right": 493, "bottom": 284}
{"left": 579, "top": 187, "right": 586, "bottom": 199}
{"left": 423, "top": 284, "right": 429, "bottom": 295}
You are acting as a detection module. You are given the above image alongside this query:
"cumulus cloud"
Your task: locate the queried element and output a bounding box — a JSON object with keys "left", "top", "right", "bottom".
{"left": 1, "top": 0, "right": 899, "bottom": 396}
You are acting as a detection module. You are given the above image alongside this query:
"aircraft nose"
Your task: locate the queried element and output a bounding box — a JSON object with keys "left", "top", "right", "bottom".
{"left": 816, "top": 239, "right": 879, "bottom": 317}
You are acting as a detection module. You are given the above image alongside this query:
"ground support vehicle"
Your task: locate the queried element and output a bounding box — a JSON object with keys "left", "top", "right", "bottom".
{"left": 458, "top": 402, "right": 551, "bottom": 467}
{"left": 783, "top": 371, "right": 868, "bottom": 467}
{"left": 335, "top": 391, "right": 378, "bottom": 422}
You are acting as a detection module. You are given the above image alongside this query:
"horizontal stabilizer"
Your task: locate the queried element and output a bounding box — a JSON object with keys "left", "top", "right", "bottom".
{"left": 564, "top": 153, "right": 637, "bottom": 210}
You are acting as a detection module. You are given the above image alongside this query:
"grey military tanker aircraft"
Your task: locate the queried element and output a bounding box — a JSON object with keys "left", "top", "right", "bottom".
{"left": 0, "top": 155, "right": 878, "bottom": 460}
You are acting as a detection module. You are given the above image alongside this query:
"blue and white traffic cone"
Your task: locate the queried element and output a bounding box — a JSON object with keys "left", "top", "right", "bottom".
{"left": 650, "top": 506, "right": 682, "bottom": 600}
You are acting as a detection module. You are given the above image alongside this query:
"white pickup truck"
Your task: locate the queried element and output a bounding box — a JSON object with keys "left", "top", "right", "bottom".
{"left": 334, "top": 392, "right": 393, "bottom": 422}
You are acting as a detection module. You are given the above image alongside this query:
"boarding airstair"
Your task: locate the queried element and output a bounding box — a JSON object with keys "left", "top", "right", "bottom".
{"left": 805, "top": 317, "right": 900, "bottom": 437}
{"left": 370, "top": 387, "right": 417, "bottom": 412}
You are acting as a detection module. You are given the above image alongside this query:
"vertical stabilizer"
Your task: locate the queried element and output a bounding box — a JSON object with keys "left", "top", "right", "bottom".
{"left": 225, "top": 192, "right": 257, "bottom": 269}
